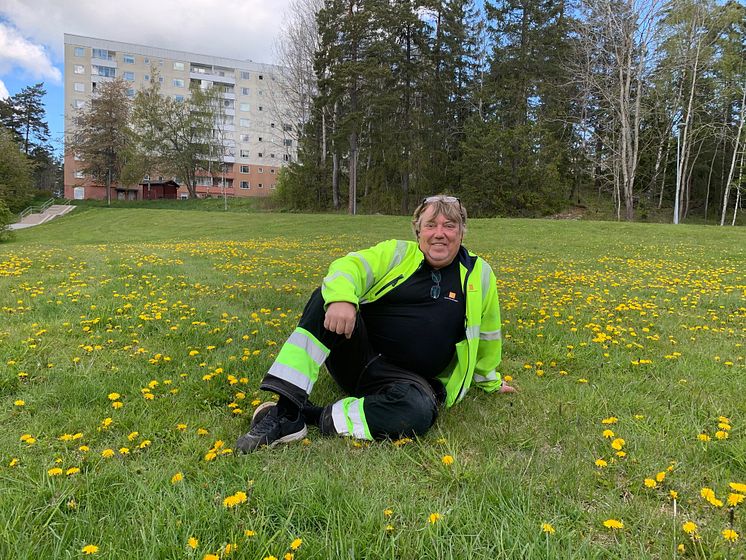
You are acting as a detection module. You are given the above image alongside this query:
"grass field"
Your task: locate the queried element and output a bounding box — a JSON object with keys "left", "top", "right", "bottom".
{"left": 1, "top": 207, "right": 744, "bottom": 559}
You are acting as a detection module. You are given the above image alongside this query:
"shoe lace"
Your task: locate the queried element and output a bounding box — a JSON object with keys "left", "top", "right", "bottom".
{"left": 250, "top": 411, "right": 280, "bottom": 438}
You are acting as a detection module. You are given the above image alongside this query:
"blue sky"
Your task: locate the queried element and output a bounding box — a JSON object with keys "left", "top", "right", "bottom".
{"left": 0, "top": 0, "right": 294, "bottom": 155}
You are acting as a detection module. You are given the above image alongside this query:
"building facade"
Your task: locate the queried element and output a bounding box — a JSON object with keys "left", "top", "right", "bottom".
{"left": 63, "top": 34, "right": 296, "bottom": 201}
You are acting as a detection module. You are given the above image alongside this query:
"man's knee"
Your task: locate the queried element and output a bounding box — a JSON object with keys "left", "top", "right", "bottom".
{"left": 369, "top": 383, "right": 438, "bottom": 439}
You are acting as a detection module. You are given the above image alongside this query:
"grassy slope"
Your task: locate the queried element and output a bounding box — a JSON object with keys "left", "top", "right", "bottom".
{"left": 1, "top": 208, "right": 744, "bottom": 559}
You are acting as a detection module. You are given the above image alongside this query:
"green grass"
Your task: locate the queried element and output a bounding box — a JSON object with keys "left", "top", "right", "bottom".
{"left": 1, "top": 208, "right": 744, "bottom": 559}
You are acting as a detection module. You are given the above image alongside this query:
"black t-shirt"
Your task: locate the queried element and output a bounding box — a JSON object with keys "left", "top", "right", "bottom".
{"left": 360, "top": 257, "right": 465, "bottom": 378}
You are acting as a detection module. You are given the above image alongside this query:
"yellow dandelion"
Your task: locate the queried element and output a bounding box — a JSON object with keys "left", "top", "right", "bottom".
{"left": 47, "top": 467, "right": 63, "bottom": 476}
{"left": 204, "top": 555, "right": 220, "bottom": 560}
{"left": 244, "top": 530, "right": 256, "bottom": 537}
{"left": 9, "top": 458, "right": 19, "bottom": 467}
{"left": 127, "top": 431, "right": 139, "bottom": 441}
{"left": 602, "top": 429, "right": 615, "bottom": 438}
{"left": 290, "top": 538, "right": 302, "bottom": 550}
{"left": 171, "top": 472, "right": 184, "bottom": 484}
{"left": 655, "top": 471, "right": 666, "bottom": 483}
{"left": 595, "top": 458, "right": 608, "bottom": 468}
{"left": 701, "top": 487, "right": 715, "bottom": 499}
{"left": 715, "top": 431, "right": 728, "bottom": 440}
{"left": 283, "top": 554, "right": 294, "bottom": 560}
{"left": 541, "top": 523, "right": 556, "bottom": 534}
{"left": 644, "top": 478, "right": 657, "bottom": 489}
{"left": 601, "top": 417, "right": 618, "bottom": 424}
{"left": 383, "top": 508, "right": 393, "bottom": 517}
{"left": 441, "top": 455, "right": 454, "bottom": 466}
{"left": 682, "top": 521, "right": 697, "bottom": 535}
{"left": 107, "top": 392, "right": 121, "bottom": 401}
{"left": 101, "top": 449, "right": 115, "bottom": 458}
{"left": 677, "top": 543, "right": 685, "bottom": 553}
{"left": 14, "top": 400, "right": 25, "bottom": 407}
{"left": 428, "top": 512, "right": 442, "bottom": 524}
{"left": 603, "top": 519, "right": 624, "bottom": 529}
{"left": 727, "top": 493, "right": 744, "bottom": 507}
{"left": 722, "top": 529, "right": 739, "bottom": 542}
{"left": 66, "top": 467, "right": 80, "bottom": 475}
{"left": 223, "top": 491, "right": 248, "bottom": 508}
{"left": 669, "top": 490, "right": 678, "bottom": 500}
{"left": 697, "top": 433, "right": 711, "bottom": 442}
{"left": 730, "top": 482, "right": 746, "bottom": 493}
{"left": 81, "top": 544, "right": 99, "bottom": 554}
{"left": 188, "top": 537, "right": 198, "bottom": 549}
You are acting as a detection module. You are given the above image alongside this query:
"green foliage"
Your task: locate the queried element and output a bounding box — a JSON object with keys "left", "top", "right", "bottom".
{"left": 68, "top": 79, "right": 132, "bottom": 200}
{"left": 129, "top": 72, "right": 222, "bottom": 199}
{"left": 0, "top": 197, "right": 15, "bottom": 241}
{"left": 0, "top": 126, "right": 34, "bottom": 212}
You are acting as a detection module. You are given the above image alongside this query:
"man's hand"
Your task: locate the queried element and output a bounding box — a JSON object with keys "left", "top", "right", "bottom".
{"left": 499, "top": 381, "right": 517, "bottom": 393}
{"left": 324, "top": 301, "right": 357, "bottom": 339}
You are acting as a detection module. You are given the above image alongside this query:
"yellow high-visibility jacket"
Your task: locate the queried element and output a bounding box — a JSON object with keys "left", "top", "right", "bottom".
{"left": 322, "top": 239, "right": 503, "bottom": 407}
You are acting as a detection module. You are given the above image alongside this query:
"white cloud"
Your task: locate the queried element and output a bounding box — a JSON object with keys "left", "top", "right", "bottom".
{"left": 0, "top": 79, "right": 9, "bottom": 99}
{"left": 0, "top": 0, "right": 293, "bottom": 64}
{"left": 0, "top": 22, "right": 62, "bottom": 82}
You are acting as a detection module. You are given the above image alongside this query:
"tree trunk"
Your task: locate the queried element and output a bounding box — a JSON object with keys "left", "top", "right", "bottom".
{"left": 720, "top": 86, "right": 746, "bottom": 225}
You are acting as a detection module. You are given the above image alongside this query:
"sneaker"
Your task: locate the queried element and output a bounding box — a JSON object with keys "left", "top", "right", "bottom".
{"left": 236, "top": 404, "right": 307, "bottom": 453}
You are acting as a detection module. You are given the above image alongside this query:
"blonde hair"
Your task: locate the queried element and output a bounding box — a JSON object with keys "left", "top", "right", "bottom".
{"left": 411, "top": 195, "right": 467, "bottom": 237}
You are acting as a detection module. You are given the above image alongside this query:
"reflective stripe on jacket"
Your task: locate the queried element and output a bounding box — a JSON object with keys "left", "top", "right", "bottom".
{"left": 321, "top": 239, "right": 502, "bottom": 407}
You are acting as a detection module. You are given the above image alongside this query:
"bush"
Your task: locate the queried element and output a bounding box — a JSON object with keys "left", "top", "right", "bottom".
{"left": 0, "top": 198, "right": 15, "bottom": 241}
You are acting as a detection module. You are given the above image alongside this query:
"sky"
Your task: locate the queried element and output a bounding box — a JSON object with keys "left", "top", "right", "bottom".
{"left": 0, "top": 0, "right": 294, "bottom": 154}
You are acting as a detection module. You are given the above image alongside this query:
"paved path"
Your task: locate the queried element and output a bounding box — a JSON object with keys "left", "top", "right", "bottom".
{"left": 9, "top": 205, "right": 76, "bottom": 230}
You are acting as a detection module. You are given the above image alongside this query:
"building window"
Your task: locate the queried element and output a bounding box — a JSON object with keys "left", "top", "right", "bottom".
{"left": 144, "top": 57, "right": 149, "bottom": 63}
{"left": 74, "top": 47, "right": 85, "bottom": 57}
{"left": 173, "top": 78, "right": 185, "bottom": 88}
{"left": 240, "top": 149, "right": 250, "bottom": 157}
{"left": 270, "top": 122, "right": 275, "bottom": 128}
{"left": 283, "top": 124, "right": 292, "bottom": 132}
{"left": 74, "top": 64, "right": 85, "bottom": 74}
{"left": 258, "top": 183, "right": 263, "bottom": 188}
{"left": 270, "top": 183, "right": 276, "bottom": 189}
{"left": 240, "top": 71, "right": 250, "bottom": 79}
{"left": 258, "top": 137, "right": 263, "bottom": 142}
{"left": 92, "top": 65, "right": 116, "bottom": 77}
{"left": 270, "top": 169, "right": 275, "bottom": 173}
{"left": 74, "top": 170, "right": 85, "bottom": 178}
{"left": 74, "top": 153, "right": 83, "bottom": 161}
{"left": 240, "top": 103, "right": 250, "bottom": 112}
{"left": 123, "top": 55, "right": 135, "bottom": 64}
{"left": 239, "top": 134, "right": 250, "bottom": 142}
{"left": 283, "top": 154, "right": 291, "bottom": 162}
{"left": 258, "top": 106, "right": 263, "bottom": 111}
{"left": 144, "top": 74, "right": 150, "bottom": 82}
{"left": 126, "top": 88, "right": 135, "bottom": 98}
{"left": 175, "top": 95, "right": 184, "bottom": 102}
{"left": 123, "top": 71, "right": 134, "bottom": 81}
{"left": 258, "top": 75, "right": 263, "bottom": 80}
{"left": 240, "top": 181, "right": 250, "bottom": 189}
{"left": 240, "top": 165, "right": 250, "bottom": 173}
{"left": 270, "top": 154, "right": 275, "bottom": 158}
{"left": 241, "top": 87, "right": 250, "bottom": 95}
{"left": 239, "top": 118, "right": 250, "bottom": 127}
{"left": 73, "top": 99, "right": 85, "bottom": 108}
{"left": 74, "top": 82, "right": 85, "bottom": 92}
{"left": 174, "top": 61, "right": 185, "bottom": 71}
{"left": 258, "top": 167, "right": 263, "bottom": 173}
{"left": 92, "top": 48, "right": 113, "bottom": 60}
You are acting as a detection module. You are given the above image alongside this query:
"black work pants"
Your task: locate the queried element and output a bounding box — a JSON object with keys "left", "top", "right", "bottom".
{"left": 260, "top": 288, "right": 441, "bottom": 439}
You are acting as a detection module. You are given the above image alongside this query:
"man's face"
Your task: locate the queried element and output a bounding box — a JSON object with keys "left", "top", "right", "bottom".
{"left": 417, "top": 204, "right": 463, "bottom": 269}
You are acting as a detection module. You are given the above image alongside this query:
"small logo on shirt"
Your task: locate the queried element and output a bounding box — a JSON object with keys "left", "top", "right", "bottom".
{"left": 467, "top": 283, "right": 476, "bottom": 292}
{"left": 445, "top": 291, "right": 459, "bottom": 302}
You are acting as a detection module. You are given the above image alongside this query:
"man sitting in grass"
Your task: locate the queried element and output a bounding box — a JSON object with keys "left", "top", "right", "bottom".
{"left": 236, "top": 195, "right": 515, "bottom": 453}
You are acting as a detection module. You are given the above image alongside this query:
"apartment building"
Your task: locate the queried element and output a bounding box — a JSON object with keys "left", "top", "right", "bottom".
{"left": 63, "top": 34, "right": 296, "bottom": 201}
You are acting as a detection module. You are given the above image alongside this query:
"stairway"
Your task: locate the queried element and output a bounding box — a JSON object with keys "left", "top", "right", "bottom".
{"left": 10, "top": 203, "right": 76, "bottom": 230}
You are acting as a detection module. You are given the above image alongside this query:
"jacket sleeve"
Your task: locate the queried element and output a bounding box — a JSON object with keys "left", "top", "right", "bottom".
{"left": 473, "top": 261, "right": 503, "bottom": 392}
{"left": 320, "top": 239, "right": 398, "bottom": 308}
